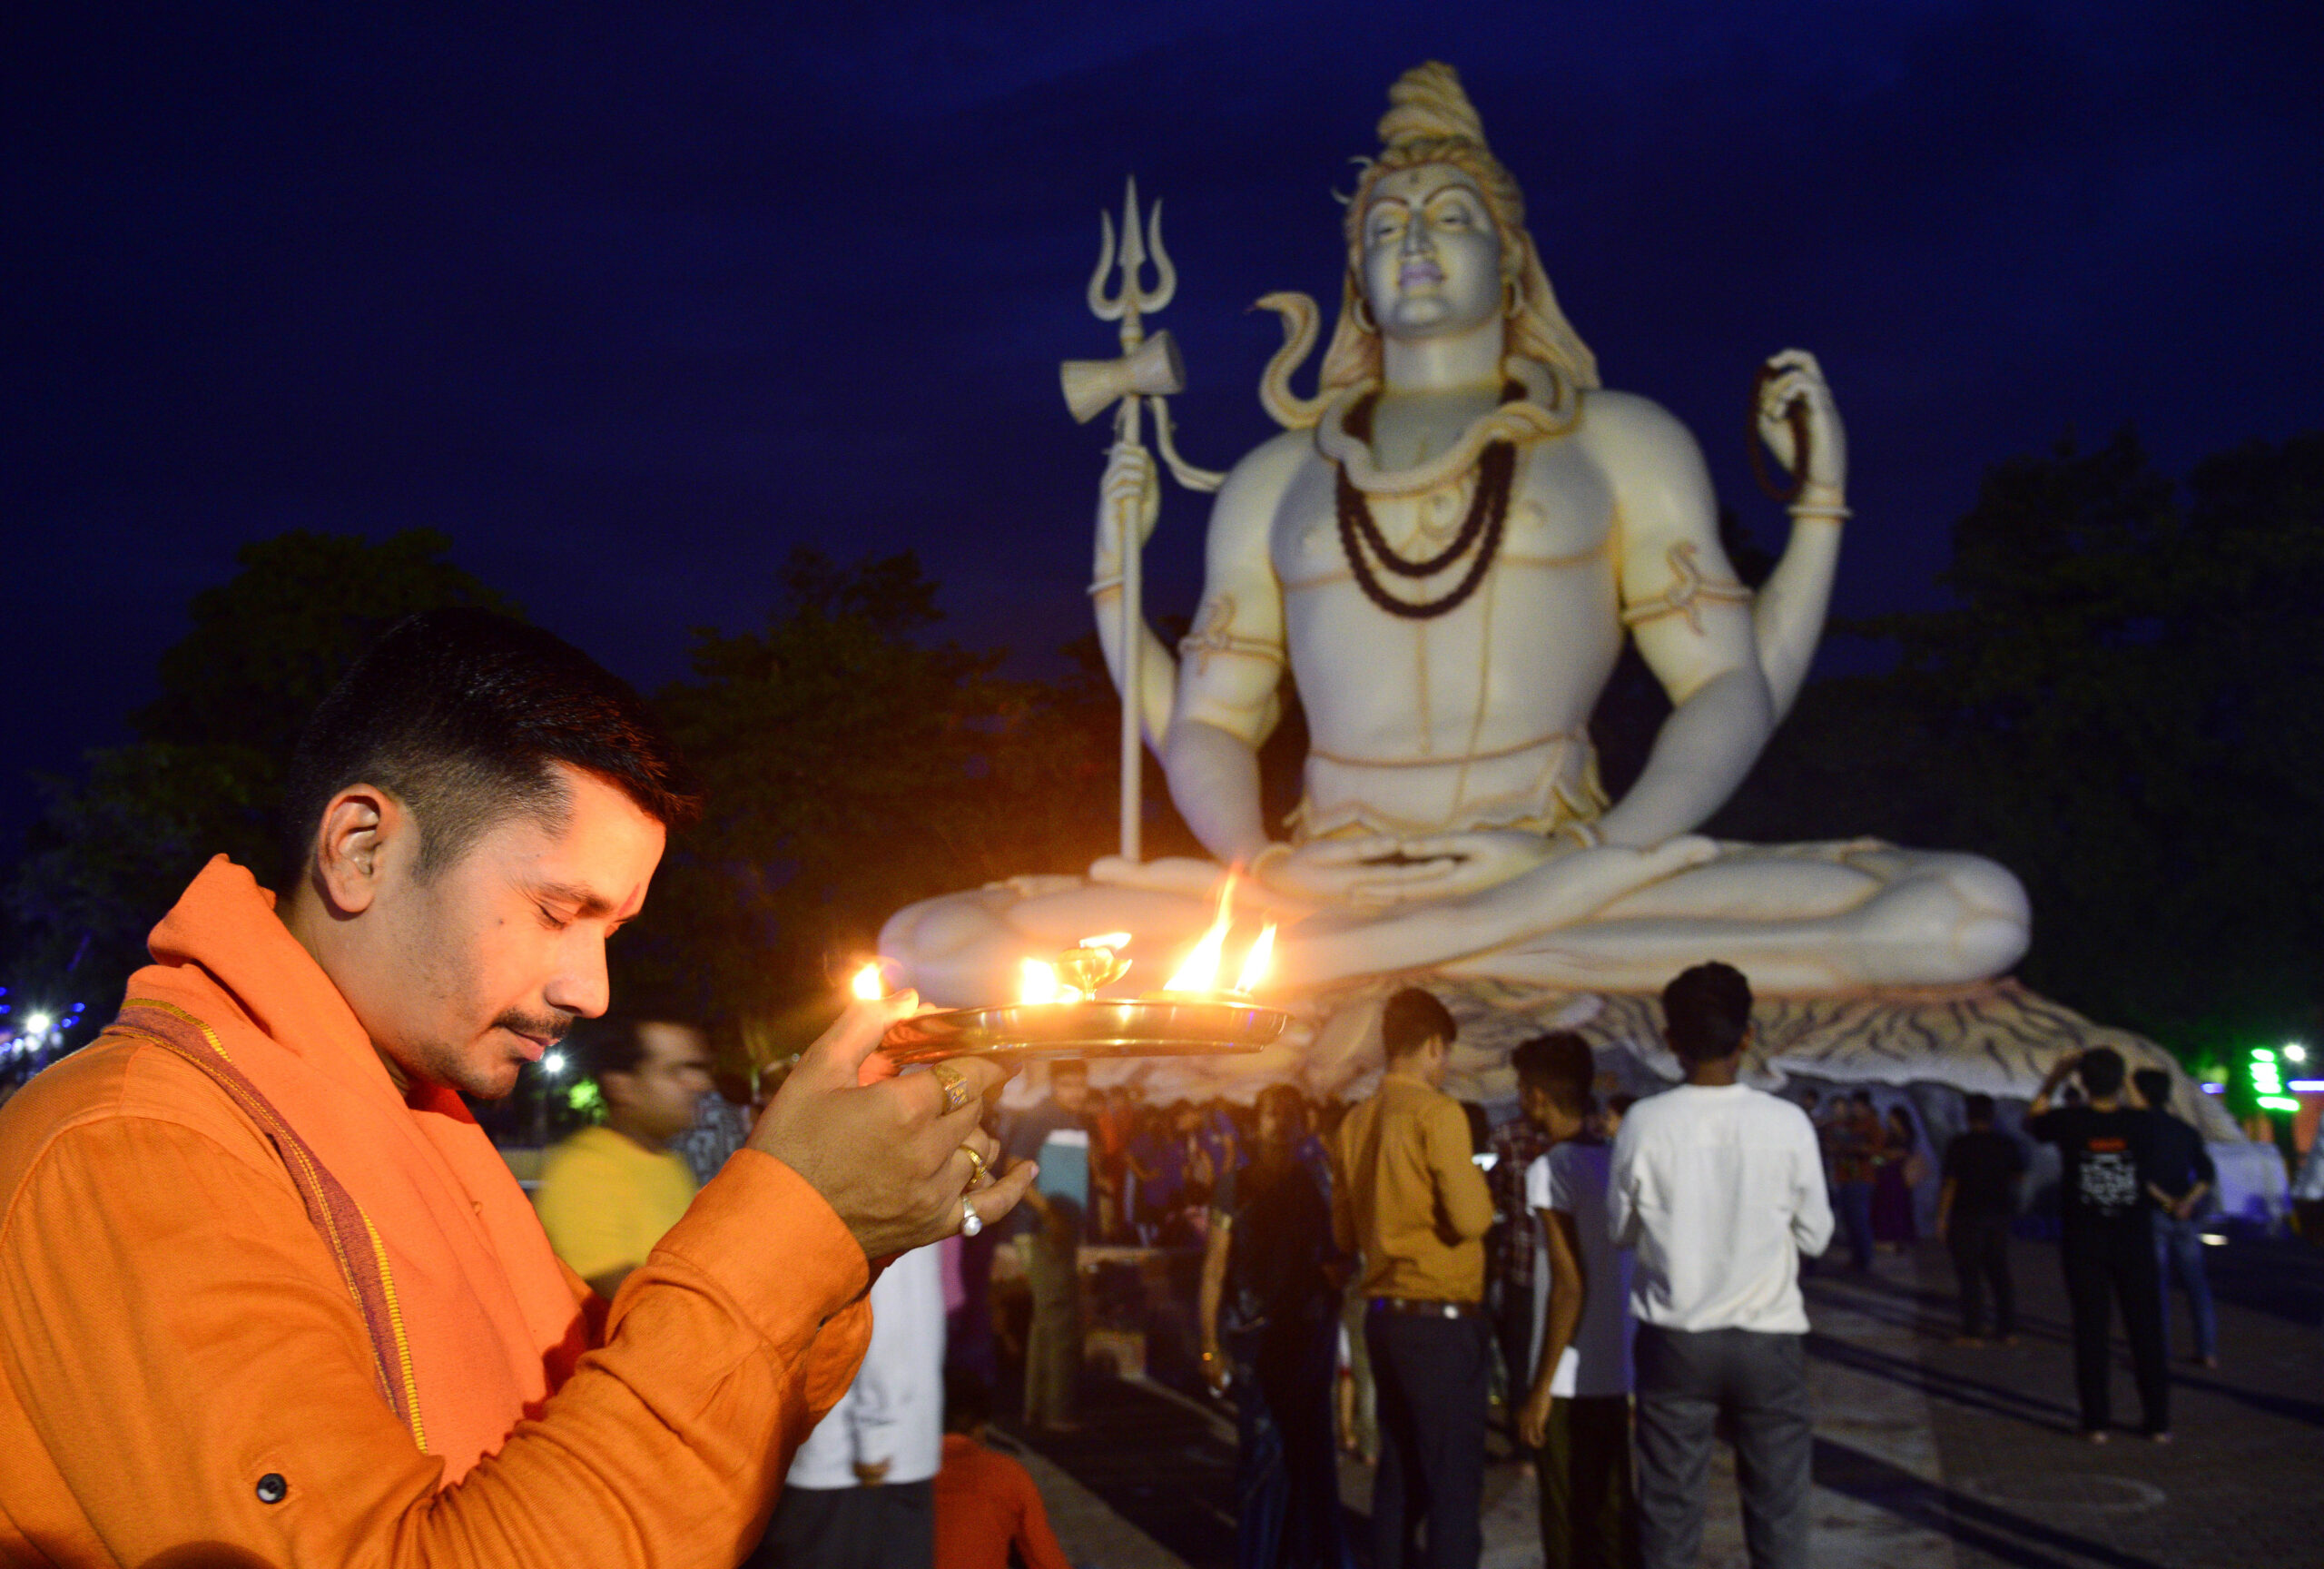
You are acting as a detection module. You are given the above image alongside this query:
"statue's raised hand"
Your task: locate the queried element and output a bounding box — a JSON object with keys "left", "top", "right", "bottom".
{"left": 1094, "top": 440, "right": 1162, "bottom": 579}
{"left": 1756, "top": 349, "right": 1847, "bottom": 499}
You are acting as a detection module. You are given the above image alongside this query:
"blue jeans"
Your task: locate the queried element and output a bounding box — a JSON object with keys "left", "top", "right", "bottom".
{"left": 1227, "top": 1315, "right": 1350, "bottom": 1569}
{"left": 2152, "top": 1209, "right": 2218, "bottom": 1360}
{"left": 1366, "top": 1309, "right": 1492, "bottom": 1569}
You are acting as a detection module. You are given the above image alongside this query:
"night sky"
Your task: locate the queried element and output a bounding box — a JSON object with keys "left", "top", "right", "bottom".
{"left": 7, "top": 2, "right": 2320, "bottom": 854}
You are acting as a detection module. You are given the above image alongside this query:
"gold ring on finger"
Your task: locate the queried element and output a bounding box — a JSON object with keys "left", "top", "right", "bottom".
{"left": 960, "top": 1144, "right": 987, "bottom": 1189}
{"left": 930, "top": 1061, "right": 970, "bottom": 1116}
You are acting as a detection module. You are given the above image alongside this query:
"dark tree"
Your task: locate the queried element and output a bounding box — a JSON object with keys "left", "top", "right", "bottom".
{"left": 6, "top": 531, "right": 514, "bottom": 1027}
{"left": 1718, "top": 429, "right": 2324, "bottom": 1061}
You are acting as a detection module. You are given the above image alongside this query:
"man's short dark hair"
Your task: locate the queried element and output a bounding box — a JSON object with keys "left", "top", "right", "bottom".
{"left": 281, "top": 607, "right": 701, "bottom": 881}
{"left": 1660, "top": 962, "right": 1753, "bottom": 1064}
{"left": 567, "top": 1017, "right": 661, "bottom": 1081}
{"left": 2078, "top": 1048, "right": 2125, "bottom": 1100}
{"left": 1382, "top": 988, "right": 1456, "bottom": 1060}
{"left": 2132, "top": 1067, "right": 2172, "bottom": 1109}
{"left": 1963, "top": 1091, "right": 1995, "bottom": 1124}
{"left": 1512, "top": 1031, "right": 1594, "bottom": 1105}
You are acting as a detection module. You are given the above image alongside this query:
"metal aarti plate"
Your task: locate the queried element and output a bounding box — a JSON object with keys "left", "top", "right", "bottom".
{"left": 878, "top": 998, "right": 1288, "bottom": 1064}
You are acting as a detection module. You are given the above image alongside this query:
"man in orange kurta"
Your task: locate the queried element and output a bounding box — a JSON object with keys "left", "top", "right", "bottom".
{"left": 0, "top": 610, "right": 1027, "bottom": 1565}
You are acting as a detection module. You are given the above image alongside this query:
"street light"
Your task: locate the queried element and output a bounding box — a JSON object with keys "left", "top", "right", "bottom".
{"left": 542, "top": 1050, "right": 567, "bottom": 1078}
{"left": 2283, "top": 1042, "right": 2308, "bottom": 1064}
{"left": 24, "top": 1012, "right": 51, "bottom": 1036}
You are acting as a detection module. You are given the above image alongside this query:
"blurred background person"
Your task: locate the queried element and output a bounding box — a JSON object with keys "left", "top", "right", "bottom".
{"left": 1591, "top": 1094, "right": 1636, "bottom": 1144}
{"left": 1200, "top": 1083, "right": 1351, "bottom": 1569}
{"left": 2133, "top": 1068, "right": 2219, "bottom": 1368}
{"left": 1019, "top": 1189, "right": 1085, "bottom": 1433}
{"left": 671, "top": 1062, "right": 756, "bottom": 1188}
{"left": 1092, "top": 1083, "right": 1137, "bottom": 1241}
{"left": 1007, "top": 1061, "right": 1093, "bottom": 1236}
{"left": 536, "top": 1018, "right": 714, "bottom": 1298}
{"left": 1935, "top": 1093, "right": 2025, "bottom": 1346}
{"left": 1331, "top": 988, "right": 1495, "bottom": 1569}
{"left": 757, "top": 1243, "right": 948, "bottom": 1569}
{"left": 1826, "top": 1091, "right": 1880, "bottom": 1272}
{"left": 1487, "top": 1090, "right": 1556, "bottom": 1449}
{"left": 933, "top": 1370, "right": 1070, "bottom": 1569}
{"left": 1512, "top": 1033, "right": 1638, "bottom": 1569}
{"left": 1871, "top": 1104, "right": 1923, "bottom": 1252}
{"left": 2028, "top": 1049, "right": 2169, "bottom": 1442}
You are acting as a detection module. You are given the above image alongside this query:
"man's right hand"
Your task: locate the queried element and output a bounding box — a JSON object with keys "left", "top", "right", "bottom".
{"left": 749, "top": 992, "right": 1035, "bottom": 1261}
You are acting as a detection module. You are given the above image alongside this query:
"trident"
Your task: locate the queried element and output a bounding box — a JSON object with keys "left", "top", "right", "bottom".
{"left": 1060, "top": 176, "right": 1222, "bottom": 863}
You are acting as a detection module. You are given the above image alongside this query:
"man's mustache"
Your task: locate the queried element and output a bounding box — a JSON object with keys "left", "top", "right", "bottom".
{"left": 494, "top": 1009, "right": 574, "bottom": 1042}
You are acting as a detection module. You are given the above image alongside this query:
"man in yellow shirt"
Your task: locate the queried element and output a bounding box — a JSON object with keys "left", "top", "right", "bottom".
{"left": 1330, "top": 987, "right": 1495, "bottom": 1569}
{"left": 538, "top": 1019, "right": 717, "bottom": 1298}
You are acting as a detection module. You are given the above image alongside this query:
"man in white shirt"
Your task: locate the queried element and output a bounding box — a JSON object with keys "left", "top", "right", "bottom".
{"left": 1513, "top": 1031, "right": 1637, "bottom": 1569}
{"left": 1610, "top": 962, "right": 1833, "bottom": 1569}
{"left": 756, "top": 1243, "right": 948, "bottom": 1569}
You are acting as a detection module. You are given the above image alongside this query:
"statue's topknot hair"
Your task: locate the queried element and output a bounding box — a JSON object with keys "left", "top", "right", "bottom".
{"left": 1377, "top": 61, "right": 1489, "bottom": 152}
{"left": 1321, "top": 63, "right": 1599, "bottom": 393}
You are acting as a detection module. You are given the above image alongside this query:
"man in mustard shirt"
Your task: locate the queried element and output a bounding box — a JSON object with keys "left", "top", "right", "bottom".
{"left": 537, "top": 1019, "right": 716, "bottom": 1298}
{"left": 1331, "top": 988, "right": 1496, "bottom": 1569}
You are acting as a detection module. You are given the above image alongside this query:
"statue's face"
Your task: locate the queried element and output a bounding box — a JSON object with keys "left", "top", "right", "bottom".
{"left": 1357, "top": 164, "right": 1503, "bottom": 340}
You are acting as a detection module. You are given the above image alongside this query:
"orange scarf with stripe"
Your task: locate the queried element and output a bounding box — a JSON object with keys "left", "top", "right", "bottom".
{"left": 105, "top": 856, "right": 592, "bottom": 1483}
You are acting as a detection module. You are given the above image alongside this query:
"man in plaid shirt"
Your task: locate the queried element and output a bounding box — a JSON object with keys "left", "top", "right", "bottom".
{"left": 1487, "top": 1110, "right": 1557, "bottom": 1433}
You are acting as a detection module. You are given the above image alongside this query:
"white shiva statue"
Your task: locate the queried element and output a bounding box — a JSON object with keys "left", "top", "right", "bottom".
{"left": 884, "top": 62, "right": 2029, "bottom": 1005}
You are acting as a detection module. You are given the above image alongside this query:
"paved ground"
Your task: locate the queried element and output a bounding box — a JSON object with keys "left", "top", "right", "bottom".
{"left": 999, "top": 1232, "right": 2324, "bottom": 1569}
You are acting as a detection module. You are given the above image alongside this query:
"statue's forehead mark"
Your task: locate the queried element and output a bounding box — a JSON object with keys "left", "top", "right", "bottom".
{"left": 1366, "top": 166, "right": 1487, "bottom": 212}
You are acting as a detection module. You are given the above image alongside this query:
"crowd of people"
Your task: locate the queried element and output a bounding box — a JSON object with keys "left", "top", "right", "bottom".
{"left": 535, "top": 975, "right": 2242, "bottom": 1569}
{"left": 0, "top": 606, "right": 2270, "bottom": 1569}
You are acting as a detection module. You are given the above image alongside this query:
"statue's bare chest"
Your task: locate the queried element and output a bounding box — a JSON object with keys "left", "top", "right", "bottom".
{"left": 1269, "top": 436, "right": 1616, "bottom": 590}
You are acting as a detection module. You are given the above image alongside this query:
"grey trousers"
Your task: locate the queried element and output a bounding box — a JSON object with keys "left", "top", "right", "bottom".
{"left": 1633, "top": 1326, "right": 1812, "bottom": 1569}
{"left": 752, "top": 1479, "right": 933, "bottom": 1569}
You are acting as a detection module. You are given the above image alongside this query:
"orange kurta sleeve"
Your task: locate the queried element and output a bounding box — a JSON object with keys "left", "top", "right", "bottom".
{"left": 0, "top": 1108, "right": 870, "bottom": 1566}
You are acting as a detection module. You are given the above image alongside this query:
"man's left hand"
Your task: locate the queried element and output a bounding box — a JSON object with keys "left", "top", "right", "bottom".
{"left": 751, "top": 992, "right": 1035, "bottom": 1261}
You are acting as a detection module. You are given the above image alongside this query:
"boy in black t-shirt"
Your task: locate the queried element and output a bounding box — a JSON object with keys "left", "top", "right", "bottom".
{"left": 2028, "top": 1049, "right": 2169, "bottom": 1442}
{"left": 1936, "top": 1094, "right": 2024, "bottom": 1345}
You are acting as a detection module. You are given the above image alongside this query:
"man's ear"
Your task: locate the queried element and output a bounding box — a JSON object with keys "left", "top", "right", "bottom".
{"left": 310, "top": 784, "right": 409, "bottom": 915}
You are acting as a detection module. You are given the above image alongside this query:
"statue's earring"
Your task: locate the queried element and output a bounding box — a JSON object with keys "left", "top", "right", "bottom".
{"left": 1350, "top": 284, "right": 1377, "bottom": 335}
{"left": 1502, "top": 277, "right": 1522, "bottom": 320}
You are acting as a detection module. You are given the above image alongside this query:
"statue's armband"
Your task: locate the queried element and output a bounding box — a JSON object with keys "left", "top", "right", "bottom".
{"left": 1178, "top": 591, "right": 1286, "bottom": 676}
{"left": 1619, "top": 542, "right": 1752, "bottom": 636}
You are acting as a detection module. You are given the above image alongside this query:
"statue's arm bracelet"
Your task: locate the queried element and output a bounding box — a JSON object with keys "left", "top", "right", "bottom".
{"left": 1619, "top": 540, "right": 1754, "bottom": 635}
{"left": 1088, "top": 574, "right": 1125, "bottom": 597}
{"left": 1177, "top": 629, "right": 1287, "bottom": 667}
{"left": 1619, "top": 579, "right": 1753, "bottom": 633}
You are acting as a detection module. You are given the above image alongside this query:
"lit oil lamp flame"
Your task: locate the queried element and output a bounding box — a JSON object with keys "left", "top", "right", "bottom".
{"left": 852, "top": 962, "right": 888, "bottom": 1001}
{"left": 1234, "top": 922, "right": 1277, "bottom": 995}
{"left": 1164, "top": 873, "right": 1240, "bottom": 992}
{"left": 1020, "top": 958, "right": 1068, "bottom": 1005}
